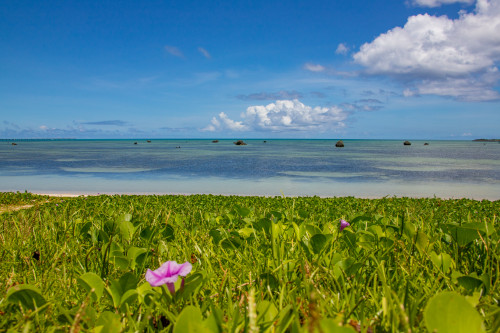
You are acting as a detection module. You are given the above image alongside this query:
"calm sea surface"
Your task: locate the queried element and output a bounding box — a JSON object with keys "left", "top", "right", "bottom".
{"left": 1, "top": 139, "right": 499, "bottom": 199}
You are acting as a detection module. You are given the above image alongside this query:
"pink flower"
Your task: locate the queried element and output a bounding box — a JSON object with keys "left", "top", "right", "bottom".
{"left": 340, "top": 219, "right": 350, "bottom": 231}
{"left": 145, "top": 261, "right": 192, "bottom": 294}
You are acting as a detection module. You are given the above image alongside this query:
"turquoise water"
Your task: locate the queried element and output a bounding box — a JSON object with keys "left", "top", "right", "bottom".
{"left": 1, "top": 139, "right": 499, "bottom": 199}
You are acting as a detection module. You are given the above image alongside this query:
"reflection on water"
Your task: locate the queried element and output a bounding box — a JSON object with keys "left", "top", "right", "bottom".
{"left": 1, "top": 139, "right": 499, "bottom": 199}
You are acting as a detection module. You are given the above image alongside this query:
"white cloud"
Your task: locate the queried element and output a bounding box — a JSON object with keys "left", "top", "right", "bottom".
{"left": 198, "top": 47, "right": 211, "bottom": 59}
{"left": 403, "top": 88, "right": 418, "bottom": 97}
{"left": 410, "top": 0, "right": 474, "bottom": 7}
{"left": 203, "top": 100, "right": 348, "bottom": 132}
{"left": 304, "top": 63, "right": 326, "bottom": 72}
{"left": 164, "top": 45, "right": 184, "bottom": 58}
{"left": 204, "top": 112, "right": 249, "bottom": 132}
{"left": 336, "top": 43, "right": 349, "bottom": 55}
{"left": 353, "top": 0, "right": 500, "bottom": 101}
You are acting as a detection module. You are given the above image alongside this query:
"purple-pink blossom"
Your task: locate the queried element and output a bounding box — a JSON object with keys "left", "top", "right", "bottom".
{"left": 145, "top": 261, "right": 192, "bottom": 294}
{"left": 340, "top": 219, "right": 350, "bottom": 231}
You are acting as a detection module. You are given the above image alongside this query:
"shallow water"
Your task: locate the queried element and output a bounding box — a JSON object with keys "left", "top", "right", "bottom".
{"left": 1, "top": 139, "right": 499, "bottom": 199}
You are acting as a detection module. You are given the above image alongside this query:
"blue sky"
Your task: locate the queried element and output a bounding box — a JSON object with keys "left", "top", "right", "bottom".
{"left": 1, "top": 0, "right": 499, "bottom": 139}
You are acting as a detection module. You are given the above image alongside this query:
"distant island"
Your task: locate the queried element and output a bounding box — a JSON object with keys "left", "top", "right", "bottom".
{"left": 473, "top": 139, "right": 500, "bottom": 142}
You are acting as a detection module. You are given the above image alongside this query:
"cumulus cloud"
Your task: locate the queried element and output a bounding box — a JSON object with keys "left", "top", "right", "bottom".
{"left": 203, "top": 100, "right": 348, "bottom": 133}
{"left": 353, "top": 0, "right": 500, "bottom": 101}
{"left": 336, "top": 43, "right": 349, "bottom": 55}
{"left": 204, "top": 112, "right": 249, "bottom": 132}
{"left": 198, "top": 47, "right": 211, "bottom": 59}
{"left": 164, "top": 45, "right": 184, "bottom": 58}
{"left": 410, "top": 0, "right": 474, "bottom": 7}
{"left": 304, "top": 63, "right": 326, "bottom": 72}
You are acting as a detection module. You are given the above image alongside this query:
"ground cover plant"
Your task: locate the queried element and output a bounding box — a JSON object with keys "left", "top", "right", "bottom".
{"left": 0, "top": 192, "right": 498, "bottom": 332}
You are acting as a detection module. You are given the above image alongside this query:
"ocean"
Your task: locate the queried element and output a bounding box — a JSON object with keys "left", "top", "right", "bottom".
{"left": 1, "top": 139, "right": 499, "bottom": 199}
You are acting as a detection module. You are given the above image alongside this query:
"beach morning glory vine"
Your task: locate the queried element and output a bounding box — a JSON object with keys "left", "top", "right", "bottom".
{"left": 145, "top": 261, "right": 192, "bottom": 295}
{"left": 340, "top": 219, "right": 350, "bottom": 231}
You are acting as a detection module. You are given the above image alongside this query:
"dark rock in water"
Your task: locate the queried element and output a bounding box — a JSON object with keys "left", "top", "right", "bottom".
{"left": 263, "top": 140, "right": 267, "bottom": 143}
{"left": 212, "top": 140, "right": 219, "bottom": 143}
{"left": 147, "top": 140, "right": 151, "bottom": 143}
{"left": 424, "top": 142, "right": 429, "bottom": 145}
{"left": 134, "top": 142, "right": 138, "bottom": 145}
{"left": 11, "top": 142, "right": 17, "bottom": 146}
{"left": 234, "top": 140, "right": 247, "bottom": 145}
{"left": 403, "top": 141, "right": 411, "bottom": 146}
{"left": 335, "top": 140, "right": 344, "bottom": 148}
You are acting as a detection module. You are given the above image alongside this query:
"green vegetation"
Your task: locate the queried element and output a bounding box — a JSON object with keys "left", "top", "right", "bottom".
{"left": 0, "top": 191, "right": 54, "bottom": 214}
{"left": 0, "top": 192, "right": 498, "bottom": 332}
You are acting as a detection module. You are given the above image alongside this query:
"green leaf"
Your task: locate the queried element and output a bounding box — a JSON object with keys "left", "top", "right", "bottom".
{"left": 235, "top": 205, "right": 251, "bottom": 218}
{"left": 111, "top": 254, "right": 130, "bottom": 270}
{"left": 305, "top": 224, "right": 322, "bottom": 236}
{"left": 254, "top": 218, "right": 272, "bottom": 235}
{"left": 174, "top": 306, "right": 211, "bottom": 333}
{"left": 424, "top": 292, "right": 485, "bottom": 333}
{"left": 310, "top": 233, "right": 327, "bottom": 254}
{"left": 107, "top": 272, "right": 138, "bottom": 308}
{"left": 162, "top": 225, "right": 175, "bottom": 242}
{"left": 119, "top": 289, "right": 138, "bottom": 311}
{"left": 127, "top": 247, "right": 148, "bottom": 270}
{"left": 257, "top": 301, "right": 278, "bottom": 324}
{"left": 320, "top": 319, "right": 357, "bottom": 332}
{"left": 6, "top": 284, "right": 46, "bottom": 311}
{"left": 457, "top": 276, "right": 483, "bottom": 292}
{"left": 140, "top": 226, "right": 155, "bottom": 240}
{"left": 95, "top": 311, "right": 123, "bottom": 333}
{"left": 403, "top": 221, "right": 416, "bottom": 238}
{"left": 77, "top": 272, "right": 105, "bottom": 300}
{"left": 259, "top": 273, "right": 279, "bottom": 291}
{"left": 79, "top": 221, "right": 92, "bottom": 236}
{"left": 238, "top": 227, "right": 254, "bottom": 239}
{"left": 205, "top": 309, "right": 223, "bottom": 333}
{"left": 350, "top": 215, "right": 372, "bottom": 225}
{"left": 177, "top": 273, "right": 205, "bottom": 300}
{"left": 297, "top": 209, "right": 309, "bottom": 219}
{"left": 416, "top": 231, "right": 430, "bottom": 253}
{"left": 430, "top": 251, "right": 453, "bottom": 273}
{"left": 277, "top": 305, "right": 294, "bottom": 332}
{"left": 209, "top": 229, "right": 223, "bottom": 244}
{"left": 341, "top": 229, "right": 357, "bottom": 249}
{"left": 119, "top": 220, "right": 135, "bottom": 242}
{"left": 136, "top": 282, "right": 155, "bottom": 306}
{"left": 444, "top": 223, "right": 485, "bottom": 247}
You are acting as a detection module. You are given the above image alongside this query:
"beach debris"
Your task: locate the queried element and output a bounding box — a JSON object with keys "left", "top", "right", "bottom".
{"left": 335, "top": 140, "right": 344, "bottom": 148}
{"left": 145, "top": 260, "right": 192, "bottom": 294}
{"left": 404, "top": 140, "right": 411, "bottom": 146}
{"left": 234, "top": 140, "right": 247, "bottom": 145}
